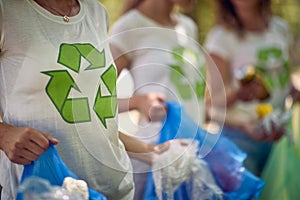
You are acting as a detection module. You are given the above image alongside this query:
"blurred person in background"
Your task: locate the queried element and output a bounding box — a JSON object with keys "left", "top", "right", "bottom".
{"left": 109, "top": 0, "right": 209, "bottom": 199}
{"left": 204, "top": 0, "right": 294, "bottom": 176}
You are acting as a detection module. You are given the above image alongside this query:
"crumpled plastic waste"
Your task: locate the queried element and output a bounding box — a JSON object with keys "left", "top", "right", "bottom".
{"left": 17, "top": 177, "right": 88, "bottom": 200}
{"left": 152, "top": 139, "right": 223, "bottom": 200}
{"left": 258, "top": 109, "right": 294, "bottom": 144}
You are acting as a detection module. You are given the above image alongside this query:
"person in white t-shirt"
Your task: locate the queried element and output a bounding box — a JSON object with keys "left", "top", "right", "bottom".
{"left": 204, "top": 0, "right": 293, "bottom": 176}
{"left": 109, "top": 0, "right": 210, "bottom": 199}
{"left": 0, "top": 1, "right": 172, "bottom": 199}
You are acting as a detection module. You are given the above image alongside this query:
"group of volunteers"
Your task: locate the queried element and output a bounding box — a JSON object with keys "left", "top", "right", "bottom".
{"left": 0, "top": 0, "right": 299, "bottom": 199}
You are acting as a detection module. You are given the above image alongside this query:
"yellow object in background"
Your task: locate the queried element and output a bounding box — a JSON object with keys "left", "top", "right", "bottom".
{"left": 256, "top": 103, "right": 273, "bottom": 119}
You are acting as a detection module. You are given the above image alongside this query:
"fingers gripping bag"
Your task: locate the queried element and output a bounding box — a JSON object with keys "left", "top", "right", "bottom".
{"left": 16, "top": 143, "right": 106, "bottom": 200}
{"left": 144, "top": 102, "right": 265, "bottom": 200}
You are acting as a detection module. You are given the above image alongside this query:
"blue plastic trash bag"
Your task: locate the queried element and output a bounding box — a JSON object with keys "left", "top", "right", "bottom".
{"left": 16, "top": 143, "right": 106, "bottom": 200}
{"left": 144, "top": 102, "right": 265, "bottom": 200}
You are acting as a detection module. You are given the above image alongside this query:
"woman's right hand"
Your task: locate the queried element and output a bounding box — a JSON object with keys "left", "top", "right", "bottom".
{"left": 0, "top": 123, "right": 58, "bottom": 165}
{"left": 130, "top": 93, "right": 167, "bottom": 122}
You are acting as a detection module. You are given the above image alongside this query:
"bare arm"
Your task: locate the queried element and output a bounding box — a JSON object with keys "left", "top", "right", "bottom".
{"left": 110, "top": 44, "right": 131, "bottom": 76}
{"left": 118, "top": 93, "right": 167, "bottom": 121}
{"left": 207, "top": 53, "right": 239, "bottom": 107}
{"left": 0, "top": 122, "right": 58, "bottom": 165}
{"left": 110, "top": 44, "right": 167, "bottom": 121}
{"left": 119, "top": 132, "right": 170, "bottom": 166}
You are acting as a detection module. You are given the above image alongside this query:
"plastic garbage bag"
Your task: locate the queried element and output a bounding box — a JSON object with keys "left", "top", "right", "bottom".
{"left": 16, "top": 143, "right": 106, "bottom": 200}
{"left": 144, "top": 102, "right": 265, "bottom": 200}
{"left": 152, "top": 139, "right": 223, "bottom": 200}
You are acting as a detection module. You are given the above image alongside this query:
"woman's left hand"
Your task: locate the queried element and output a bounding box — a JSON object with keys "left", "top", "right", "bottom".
{"left": 242, "top": 120, "right": 284, "bottom": 142}
{"left": 258, "top": 122, "right": 285, "bottom": 142}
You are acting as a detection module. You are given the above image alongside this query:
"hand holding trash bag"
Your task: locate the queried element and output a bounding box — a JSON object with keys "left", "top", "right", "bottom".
{"left": 17, "top": 143, "right": 106, "bottom": 200}
{"left": 0, "top": 124, "right": 58, "bottom": 165}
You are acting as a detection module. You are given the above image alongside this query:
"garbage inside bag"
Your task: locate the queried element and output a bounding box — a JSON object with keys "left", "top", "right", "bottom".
{"left": 17, "top": 177, "right": 88, "bottom": 200}
{"left": 144, "top": 102, "right": 265, "bottom": 200}
{"left": 152, "top": 139, "right": 223, "bottom": 200}
{"left": 16, "top": 143, "right": 106, "bottom": 200}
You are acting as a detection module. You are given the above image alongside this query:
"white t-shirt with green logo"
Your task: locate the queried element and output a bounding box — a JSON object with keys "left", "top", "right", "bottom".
{"left": 205, "top": 17, "right": 292, "bottom": 122}
{"left": 110, "top": 10, "right": 207, "bottom": 145}
{"left": 0, "top": 0, "right": 134, "bottom": 199}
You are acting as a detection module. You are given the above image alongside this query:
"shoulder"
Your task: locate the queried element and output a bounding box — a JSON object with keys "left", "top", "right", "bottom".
{"left": 176, "top": 13, "right": 197, "bottom": 29}
{"left": 175, "top": 13, "right": 199, "bottom": 39}
{"left": 270, "top": 16, "right": 289, "bottom": 29}
{"left": 207, "top": 25, "right": 235, "bottom": 39}
{"left": 81, "top": 0, "right": 108, "bottom": 28}
{"left": 269, "top": 16, "right": 290, "bottom": 35}
{"left": 268, "top": 16, "right": 293, "bottom": 46}
{"left": 83, "top": 0, "right": 107, "bottom": 16}
{"left": 83, "top": 0, "right": 106, "bottom": 11}
{"left": 109, "top": 10, "right": 145, "bottom": 34}
{"left": 82, "top": 0, "right": 107, "bottom": 20}
{"left": 204, "top": 25, "right": 237, "bottom": 59}
{"left": 205, "top": 25, "right": 237, "bottom": 47}
{"left": 120, "top": 9, "right": 142, "bottom": 22}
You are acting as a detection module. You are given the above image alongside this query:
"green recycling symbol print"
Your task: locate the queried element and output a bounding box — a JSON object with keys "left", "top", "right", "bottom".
{"left": 256, "top": 46, "right": 290, "bottom": 90}
{"left": 170, "top": 46, "right": 206, "bottom": 100}
{"left": 43, "top": 43, "right": 117, "bottom": 128}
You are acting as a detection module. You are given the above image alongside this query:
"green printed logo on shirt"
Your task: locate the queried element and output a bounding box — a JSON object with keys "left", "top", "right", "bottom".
{"left": 170, "top": 46, "right": 206, "bottom": 100}
{"left": 93, "top": 65, "right": 117, "bottom": 128}
{"left": 43, "top": 43, "right": 117, "bottom": 128}
{"left": 256, "top": 46, "right": 290, "bottom": 90}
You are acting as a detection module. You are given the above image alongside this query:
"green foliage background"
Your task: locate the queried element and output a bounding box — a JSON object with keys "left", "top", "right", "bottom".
{"left": 99, "top": 0, "right": 300, "bottom": 65}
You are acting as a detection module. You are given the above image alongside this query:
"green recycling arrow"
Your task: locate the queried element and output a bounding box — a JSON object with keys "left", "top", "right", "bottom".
{"left": 256, "top": 47, "right": 290, "bottom": 90}
{"left": 58, "top": 43, "right": 106, "bottom": 73}
{"left": 170, "top": 46, "right": 206, "bottom": 100}
{"left": 170, "top": 65, "right": 192, "bottom": 99}
{"left": 93, "top": 65, "right": 117, "bottom": 128}
{"left": 43, "top": 70, "right": 91, "bottom": 123}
